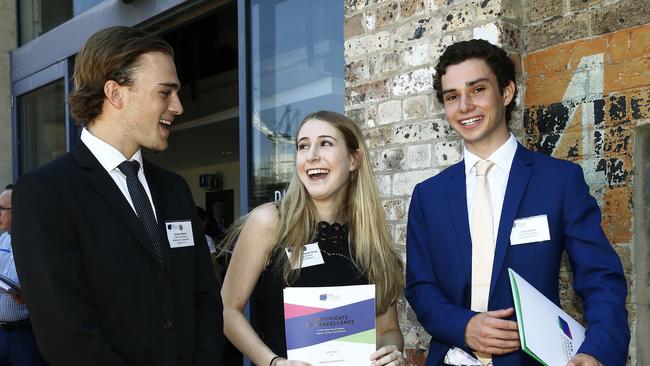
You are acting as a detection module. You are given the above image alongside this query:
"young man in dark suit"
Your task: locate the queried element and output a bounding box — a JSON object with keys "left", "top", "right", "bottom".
{"left": 405, "top": 40, "right": 629, "bottom": 366}
{"left": 11, "top": 26, "right": 224, "bottom": 366}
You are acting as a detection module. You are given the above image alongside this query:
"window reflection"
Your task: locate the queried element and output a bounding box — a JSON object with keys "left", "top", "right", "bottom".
{"left": 250, "top": 0, "right": 344, "bottom": 208}
{"left": 18, "top": 0, "right": 104, "bottom": 44}
{"left": 18, "top": 79, "right": 67, "bottom": 173}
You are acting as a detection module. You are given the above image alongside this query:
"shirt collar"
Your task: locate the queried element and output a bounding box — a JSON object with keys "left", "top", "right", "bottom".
{"left": 80, "top": 128, "right": 144, "bottom": 174}
{"left": 464, "top": 133, "right": 518, "bottom": 176}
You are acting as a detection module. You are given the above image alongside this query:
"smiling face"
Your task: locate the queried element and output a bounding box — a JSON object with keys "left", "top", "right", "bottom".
{"left": 296, "top": 119, "right": 359, "bottom": 208}
{"left": 441, "top": 58, "right": 514, "bottom": 158}
{"left": 119, "top": 51, "right": 183, "bottom": 156}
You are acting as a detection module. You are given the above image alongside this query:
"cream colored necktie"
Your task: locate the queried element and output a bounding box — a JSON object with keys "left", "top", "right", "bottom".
{"left": 471, "top": 160, "right": 495, "bottom": 366}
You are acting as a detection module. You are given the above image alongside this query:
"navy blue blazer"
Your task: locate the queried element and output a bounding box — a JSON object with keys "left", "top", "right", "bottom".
{"left": 405, "top": 144, "right": 629, "bottom": 366}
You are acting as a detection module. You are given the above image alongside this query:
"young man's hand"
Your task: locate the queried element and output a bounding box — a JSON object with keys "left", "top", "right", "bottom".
{"left": 465, "top": 307, "right": 520, "bottom": 355}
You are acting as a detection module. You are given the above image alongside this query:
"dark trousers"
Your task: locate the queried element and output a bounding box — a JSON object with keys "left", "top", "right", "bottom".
{"left": 0, "top": 328, "right": 47, "bottom": 366}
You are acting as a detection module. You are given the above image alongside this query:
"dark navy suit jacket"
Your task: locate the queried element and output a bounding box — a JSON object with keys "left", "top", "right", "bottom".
{"left": 405, "top": 144, "right": 629, "bottom": 366}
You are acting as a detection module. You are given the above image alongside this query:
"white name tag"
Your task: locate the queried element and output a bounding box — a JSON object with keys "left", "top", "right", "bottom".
{"left": 510, "top": 215, "right": 551, "bottom": 245}
{"left": 285, "top": 243, "right": 325, "bottom": 269}
{"left": 165, "top": 220, "right": 195, "bottom": 248}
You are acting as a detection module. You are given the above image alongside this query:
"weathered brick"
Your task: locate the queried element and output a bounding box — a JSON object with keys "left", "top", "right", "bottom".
{"left": 378, "top": 100, "right": 403, "bottom": 125}
{"left": 591, "top": 0, "right": 650, "bottom": 36}
{"left": 394, "top": 17, "right": 436, "bottom": 45}
{"left": 403, "top": 43, "right": 431, "bottom": 67}
{"left": 364, "top": 126, "right": 393, "bottom": 148}
{"left": 393, "top": 169, "right": 438, "bottom": 195}
{"left": 370, "top": 50, "right": 402, "bottom": 77}
{"left": 344, "top": 31, "right": 391, "bottom": 58}
{"left": 605, "top": 58, "right": 650, "bottom": 94}
{"left": 367, "top": 104, "right": 378, "bottom": 127}
{"left": 344, "top": 13, "right": 365, "bottom": 38}
{"left": 345, "top": 108, "right": 365, "bottom": 127}
{"left": 568, "top": 0, "right": 601, "bottom": 12}
{"left": 403, "top": 94, "right": 429, "bottom": 120}
{"left": 376, "top": 2, "right": 399, "bottom": 29}
{"left": 393, "top": 118, "right": 455, "bottom": 143}
{"left": 402, "top": 0, "right": 426, "bottom": 18}
{"left": 434, "top": 140, "right": 463, "bottom": 165}
{"left": 381, "top": 147, "right": 406, "bottom": 170}
{"left": 405, "top": 144, "right": 432, "bottom": 169}
{"left": 345, "top": 59, "right": 368, "bottom": 84}
{"left": 476, "top": 0, "right": 503, "bottom": 22}
{"left": 524, "top": 12, "right": 590, "bottom": 52}
{"left": 526, "top": 0, "right": 564, "bottom": 23}
{"left": 383, "top": 198, "right": 407, "bottom": 220}
{"left": 346, "top": 79, "right": 390, "bottom": 106}
{"left": 394, "top": 223, "right": 408, "bottom": 244}
{"left": 440, "top": 2, "right": 474, "bottom": 32}
{"left": 375, "top": 174, "right": 392, "bottom": 196}
{"left": 392, "top": 67, "right": 434, "bottom": 96}
{"left": 473, "top": 22, "right": 501, "bottom": 46}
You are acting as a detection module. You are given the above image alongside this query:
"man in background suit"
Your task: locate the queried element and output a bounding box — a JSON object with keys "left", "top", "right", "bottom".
{"left": 11, "top": 27, "right": 224, "bottom": 365}
{"left": 405, "top": 40, "right": 629, "bottom": 366}
{"left": 0, "top": 185, "right": 47, "bottom": 365}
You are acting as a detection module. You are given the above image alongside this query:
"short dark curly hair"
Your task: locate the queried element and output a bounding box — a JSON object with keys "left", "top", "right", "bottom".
{"left": 433, "top": 39, "right": 517, "bottom": 123}
{"left": 68, "top": 26, "right": 174, "bottom": 125}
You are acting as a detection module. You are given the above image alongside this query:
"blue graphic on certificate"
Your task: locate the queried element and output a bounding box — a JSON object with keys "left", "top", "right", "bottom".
{"left": 283, "top": 284, "right": 376, "bottom": 365}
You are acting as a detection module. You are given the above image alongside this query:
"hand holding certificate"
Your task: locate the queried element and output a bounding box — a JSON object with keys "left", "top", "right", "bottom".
{"left": 284, "top": 284, "right": 376, "bottom": 366}
{"left": 509, "top": 269, "right": 586, "bottom": 366}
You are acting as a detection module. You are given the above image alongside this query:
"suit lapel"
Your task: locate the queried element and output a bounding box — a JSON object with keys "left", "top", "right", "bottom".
{"left": 72, "top": 143, "right": 165, "bottom": 268}
{"left": 489, "top": 144, "right": 533, "bottom": 298}
{"left": 447, "top": 161, "right": 472, "bottom": 281}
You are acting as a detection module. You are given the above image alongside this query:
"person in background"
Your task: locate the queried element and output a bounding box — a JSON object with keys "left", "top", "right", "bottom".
{"left": 0, "top": 185, "right": 47, "bottom": 366}
{"left": 221, "top": 111, "right": 405, "bottom": 366}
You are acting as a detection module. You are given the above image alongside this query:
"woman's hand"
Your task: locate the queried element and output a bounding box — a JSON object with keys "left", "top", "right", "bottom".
{"left": 370, "top": 345, "right": 404, "bottom": 366}
{"left": 274, "top": 357, "right": 311, "bottom": 366}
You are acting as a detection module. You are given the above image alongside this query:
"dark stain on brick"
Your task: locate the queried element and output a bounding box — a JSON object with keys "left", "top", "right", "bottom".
{"left": 480, "top": 0, "right": 490, "bottom": 8}
{"left": 594, "top": 130, "right": 603, "bottom": 154}
{"left": 539, "top": 134, "right": 561, "bottom": 155}
{"left": 413, "top": 25, "right": 426, "bottom": 39}
{"left": 567, "top": 144, "right": 579, "bottom": 158}
{"left": 593, "top": 98, "right": 606, "bottom": 127}
{"left": 607, "top": 157, "right": 628, "bottom": 186}
{"left": 529, "top": 103, "right": 570, "bottom": 134}
{"left": 446, "top": 13, "right": 453, "bottom": 21}
{"left": 630, "top": 95, "right": 648, "bottom": 120}
{"left": 596, "top": 158, "right": 606, "bottom": 173}
{"left": 609, "top": 95, "right": 627, "bottom": 122}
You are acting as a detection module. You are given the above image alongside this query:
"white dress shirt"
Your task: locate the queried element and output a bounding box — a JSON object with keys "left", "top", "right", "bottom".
{"left": 445, "top": 134, "right": 518, "bottom": 366}
{"left": 464, "top": 134, "right": 518, "bottom": 240}
{"left": 80, "top": 128, "right": 158, "bottom": 220}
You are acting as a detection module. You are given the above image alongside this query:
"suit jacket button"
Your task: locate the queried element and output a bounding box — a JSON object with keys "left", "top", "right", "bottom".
{"left": 163, "top": 320, "right": 173, "bottom": 330}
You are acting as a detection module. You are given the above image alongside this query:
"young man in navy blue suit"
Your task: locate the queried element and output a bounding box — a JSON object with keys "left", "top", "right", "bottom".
{"left": 12, "top": 27, "right": 224, "bottom": 365}
{"left": 405, "top": 40, "right": 629, "bottom": 366}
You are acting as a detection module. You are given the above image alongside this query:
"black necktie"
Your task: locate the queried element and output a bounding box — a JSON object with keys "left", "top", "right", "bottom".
{"left": 118, "top": 160, "right": 166, "bottom": 267}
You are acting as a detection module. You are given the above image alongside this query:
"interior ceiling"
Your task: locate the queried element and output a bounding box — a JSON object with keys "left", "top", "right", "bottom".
{"left": 144, "top": 117, "right": 239, "bottom": 171}
{"left": 144, "top": 2, "right": 239, "bottom": 172}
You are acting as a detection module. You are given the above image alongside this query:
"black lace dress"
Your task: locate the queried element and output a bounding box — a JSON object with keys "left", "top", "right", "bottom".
{"left": 250, "top": 221, "right": 369, "bottom": 358}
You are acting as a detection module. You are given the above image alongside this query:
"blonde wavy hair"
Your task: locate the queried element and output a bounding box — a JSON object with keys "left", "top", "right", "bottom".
{"left": 223, "top": 111, "right": 404, "bottom": 314}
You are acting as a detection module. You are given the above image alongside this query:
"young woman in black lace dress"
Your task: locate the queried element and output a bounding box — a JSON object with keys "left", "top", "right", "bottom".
{"left": 221, "top": 111, "right": 404, "bottom": 366}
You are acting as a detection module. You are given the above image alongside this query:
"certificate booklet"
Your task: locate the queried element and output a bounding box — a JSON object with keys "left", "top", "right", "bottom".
{"left": 508, "top": 268, "right": 586, "bottom": 366}
{"left": 283, "top": 284, "right": 376, "bottom": 365}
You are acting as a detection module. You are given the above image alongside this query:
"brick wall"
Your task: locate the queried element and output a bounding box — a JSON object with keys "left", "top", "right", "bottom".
{"left": 0, "top": 0, "right": 16, "bottom": 186}
{"left": 343, "top": 0, "right": 650, "bottom": 364}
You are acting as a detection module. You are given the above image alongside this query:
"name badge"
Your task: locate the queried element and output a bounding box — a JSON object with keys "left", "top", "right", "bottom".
{"left": 165, "top": 220, "right": 195, "bottom": 248}
{"left": 510, "top": 214, "right": 551, "bottom": 245}
{"left": 285, "top": 243, "right": 325, "bottom": 269}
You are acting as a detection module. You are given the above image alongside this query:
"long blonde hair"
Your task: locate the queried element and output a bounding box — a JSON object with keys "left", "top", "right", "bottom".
{"left": 224, "top": 111, "right": 404, "bottom": 314}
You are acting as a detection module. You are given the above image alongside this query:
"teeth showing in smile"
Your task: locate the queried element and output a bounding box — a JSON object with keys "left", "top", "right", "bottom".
{"left": 460, "top": 116, "right": 482, "bottom": 126}
{"left": 159, "top": 119, "right": 172, "bottom": 126}
{"left": 307, "top": 168, "right": 330, "bottom": 176}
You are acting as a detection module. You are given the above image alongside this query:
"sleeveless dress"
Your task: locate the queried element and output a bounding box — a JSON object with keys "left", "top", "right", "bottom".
{"left": 250, "top": 222, "right": 369, "bottom": 357}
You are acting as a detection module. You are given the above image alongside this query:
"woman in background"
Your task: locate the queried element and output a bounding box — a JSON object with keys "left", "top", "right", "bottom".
{"left": 221, "top": 111, "right": 404, "bottom": 366}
